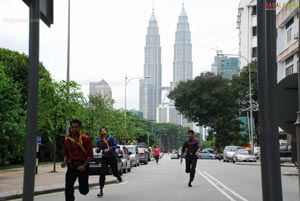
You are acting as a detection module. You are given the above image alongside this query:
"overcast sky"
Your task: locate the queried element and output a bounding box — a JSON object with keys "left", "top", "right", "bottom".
{"left": 1, "top": 0, "right": 241, "bottom": 110}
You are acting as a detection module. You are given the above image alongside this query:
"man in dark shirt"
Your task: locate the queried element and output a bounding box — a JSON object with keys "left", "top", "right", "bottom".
{"left": 61, "top": 119, "right": 93, "bottom": 201}
{"left": 96, "top": 127, "right": 122, "bottom": 197}
{"left": 180, "top": 130, "right": 201, "bottom": 187}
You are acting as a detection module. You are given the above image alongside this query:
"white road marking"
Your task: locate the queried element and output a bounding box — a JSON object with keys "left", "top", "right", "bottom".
{"left": 197, "top": 169, "right": 249, "bottom": 201}
{"left": 203, "top": 171, "right": 249, "bottom": 201}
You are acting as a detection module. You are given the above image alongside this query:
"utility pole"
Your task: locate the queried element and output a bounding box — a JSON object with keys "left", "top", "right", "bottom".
{"left": 296, "top": 0, "right": 300, "bottom": 197}
{"left": 65, "top": 0, "right": 71, "bottom": 136}
{"left": 257, "top": 0, "right": 283, "bottom": 200}
{"left": 22, "top": 1, "right": 53, "bottom": 200}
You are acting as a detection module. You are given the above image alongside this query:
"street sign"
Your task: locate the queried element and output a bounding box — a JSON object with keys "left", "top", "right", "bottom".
{"left": 23, "top": 0, "right": 53, "bottom": 27}
{"left": 276, "top": 73, "right": 298, "bottom": 136}
{"left": 36, "top": 136, "right": 42, "bottom": 144}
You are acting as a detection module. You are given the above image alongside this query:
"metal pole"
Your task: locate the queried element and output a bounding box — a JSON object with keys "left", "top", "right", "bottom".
{"left": 67, "top": 0, "right": 70, "bottom": 83}
{"left": 247, "top": 111, "right": 251, "bottom": 144}
{"left": 296, "top": 0, "right": 300, "bottom": 197}
{"left": 248, "top": 61, "right": 254, "bottom": 151}
{"left": 257, "top": 0, "right": 283, "bottom": 200}
{"left": 124, "top": 75, "right": 127, "bottom": 144}
{"left": 124, "top": 76, "right": 150, "bottom": 143}
{"left": 65, "top": 0, "right": 71, "bottom": 136}
{"left": 23, "top": 0, "right": 40, "bottom": 200}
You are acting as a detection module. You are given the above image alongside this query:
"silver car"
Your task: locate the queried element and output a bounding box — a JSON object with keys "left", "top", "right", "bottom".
{"left": 137, "top": 147, "right": 148, "bottom": 164}
{"left": 116, "top": 145, "right": 132, "bottom": 173}
{"left": 233, "top": 149, "right": 256, "bottom": 163}
{"left": 198, "top": 149, "right": 216, "bottom": 159}
{"left": 223, "top": 145, "right": 240, "bottom": 162}
{"left": 125, "top": 145, "right": 140, "bottom": 167}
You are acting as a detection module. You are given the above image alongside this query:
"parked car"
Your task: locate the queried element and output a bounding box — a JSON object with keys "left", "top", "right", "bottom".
{"left": 198, "top": 149, "right": 216, "bottom": 159}
{"left": 137, "top": 147, "right": 148, "bottom": 164}
{"left": 232, "top": 149, "right": 256, "bottom": 163}
{"left": 280, "top": 143, "right": 292, "bottom": 163}
{"left": 116, "top": 145, "right": 132, "bottom": 173}
{"left": 170, "top": 150, "right": 180, "bottom": 159}
{"left": 88, "top": 148, "right": 123, "bottom": 176}
{"left": 136, "top": 142, "right": 151, "bottom": 162}
{"left": 217, "top": 151, "right": 223, "bottom": 161}
{"left": 125, "top": 145, "right": 140, "bottom": 167}
{"left": 148, "top": 147, "right": 154, "bottom": 160}
{"left": 223, "top": 145, "right": 240, "bottom": 162}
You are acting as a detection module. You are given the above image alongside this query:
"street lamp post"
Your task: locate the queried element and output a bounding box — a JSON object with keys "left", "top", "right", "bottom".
{"left": 65, "top": 0, "right": 71, "bottom": 136}
{"left": 124, "top": 75, "right": 150, "bottom": 143}
{"left": 217, "top": 53, "right": 254, "bottom": 151}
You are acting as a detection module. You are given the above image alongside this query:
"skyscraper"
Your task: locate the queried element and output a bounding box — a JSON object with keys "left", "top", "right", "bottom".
{"left": 139, "top": 9, "right": 162, "bottom": 120}
{"left": 173, "top": 4, "right": 193, "bottom": 83}
{"left": 157, "top": 4, "right": 192, "bottom": 128}
{"left": 212, "top": 55, "right": 239, "bottom": 80}
{"left": 237, "top": 0, "right": 257, "bottom": 68}
{"left": 89, "top": 79, "right": 112, "bottom": 99}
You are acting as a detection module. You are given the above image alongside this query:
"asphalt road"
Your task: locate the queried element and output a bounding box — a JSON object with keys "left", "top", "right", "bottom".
{"left": 11, "top": 155, "right": 299, "bottom": 201}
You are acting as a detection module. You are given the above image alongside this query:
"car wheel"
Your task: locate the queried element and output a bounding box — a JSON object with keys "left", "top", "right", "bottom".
{"left": 127, "top": 164, "right": 132, "bottom": 172}
{"left": 123, "top": 163, "right": 127, "bottom": 173}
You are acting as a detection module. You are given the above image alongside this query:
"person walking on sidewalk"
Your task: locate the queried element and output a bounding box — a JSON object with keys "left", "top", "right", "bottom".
{"left": 180, "top": 130, "right": 201, "bottom": 187}
{"left": 153, "top": 145, "right": 161, "bottom": 164}
{"left": 96, "top": 127, "right": 122, "bottom": 197}
{"left": 61, "top": 119, "right": 93, "bottom": 201}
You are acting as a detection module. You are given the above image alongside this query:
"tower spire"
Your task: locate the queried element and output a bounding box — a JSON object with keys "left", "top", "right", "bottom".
{"left": 181, "top": 1, "right": 186, "bottom": 15}
{"left": 150, "top": 1, "right": 156, "bottom": 20}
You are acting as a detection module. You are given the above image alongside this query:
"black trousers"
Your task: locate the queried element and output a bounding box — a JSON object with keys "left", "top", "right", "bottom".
{"left": 65, "top": 164, "right": 89, "bottom": 201}
{"left": 99, "top": 156, "right": 120, "bottom": 190}
{"left": 154, "top": 155, "right": 159, "bottom": 163}
{"left": 185, "top": 154, "right": 198, "bottom": 183}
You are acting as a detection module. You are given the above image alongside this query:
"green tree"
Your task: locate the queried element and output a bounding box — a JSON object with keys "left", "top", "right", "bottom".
{"left": 85, "top": 95, "right": 116, "bottom": 143}
{"left": 0, "top": 65, "right": 25, "bottom": 165}
{"left": 0, "top": 48, "right": 52, "bottom": 110}
{"left": 231, "top": 61, "right": 258, "bottom": 145}
{"left": 168, "top": 72, "right": 244, "bottom": 148}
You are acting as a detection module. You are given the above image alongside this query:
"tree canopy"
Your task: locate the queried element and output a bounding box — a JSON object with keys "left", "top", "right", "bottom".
{"left": 168, "top": 72, "right": 245, "bottom": 148}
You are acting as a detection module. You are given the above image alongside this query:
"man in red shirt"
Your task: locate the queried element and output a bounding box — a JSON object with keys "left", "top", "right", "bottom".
{"left": 61, "top": 119, "right": 93, "bottom": 201}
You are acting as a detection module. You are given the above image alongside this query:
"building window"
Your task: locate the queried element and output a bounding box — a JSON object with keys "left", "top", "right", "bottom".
{"left": 252, "top": 26, "right": 257, "bottom": 36}
{"left": 286, "top": 65, "right": 293, "bottom": 76}
{"left": 285, "top": 55, "right": 293, "bottom": 65}
{"left": 252, "top": 47, "right": 257, "bottom": 58}
{"left": 285, "top": 17, "right": 294, "bottom": 29}
{"left": 287, "top": 28, "right": 292, "bottom": 42}
{"left": 251, "top": 6, "right": 256, "bottom": 16}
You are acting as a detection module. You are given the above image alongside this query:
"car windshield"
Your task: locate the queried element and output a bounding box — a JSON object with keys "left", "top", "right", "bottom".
{"left": 126, "top": 147, "right": 135, "bottom": 153}
{"left": 238, "top": 150, "right": 249, "bottom": 155}
{"left": 226, "top": 146, "right": 239, "bottom": 151}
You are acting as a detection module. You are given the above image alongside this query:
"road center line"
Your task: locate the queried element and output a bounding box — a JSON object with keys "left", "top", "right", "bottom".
{"left": 198, "top": 170, "right": 237, "bottom": 201}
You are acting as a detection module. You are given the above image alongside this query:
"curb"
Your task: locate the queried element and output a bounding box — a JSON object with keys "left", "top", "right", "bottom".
{"left": 0, "top": 180, "right": 118, "bottom": 201}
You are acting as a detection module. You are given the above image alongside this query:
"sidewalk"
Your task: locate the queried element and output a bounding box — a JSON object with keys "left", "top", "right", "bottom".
{"left": 235, "top": 161, "right": 298, "bottom": 176}
{"left": 0, "top": 163, "right": 117, "bottom": 201}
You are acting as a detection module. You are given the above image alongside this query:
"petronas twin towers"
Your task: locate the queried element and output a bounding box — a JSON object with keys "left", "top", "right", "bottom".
{"left": 139, "top": 4, "right": 193, "bottom": 121}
